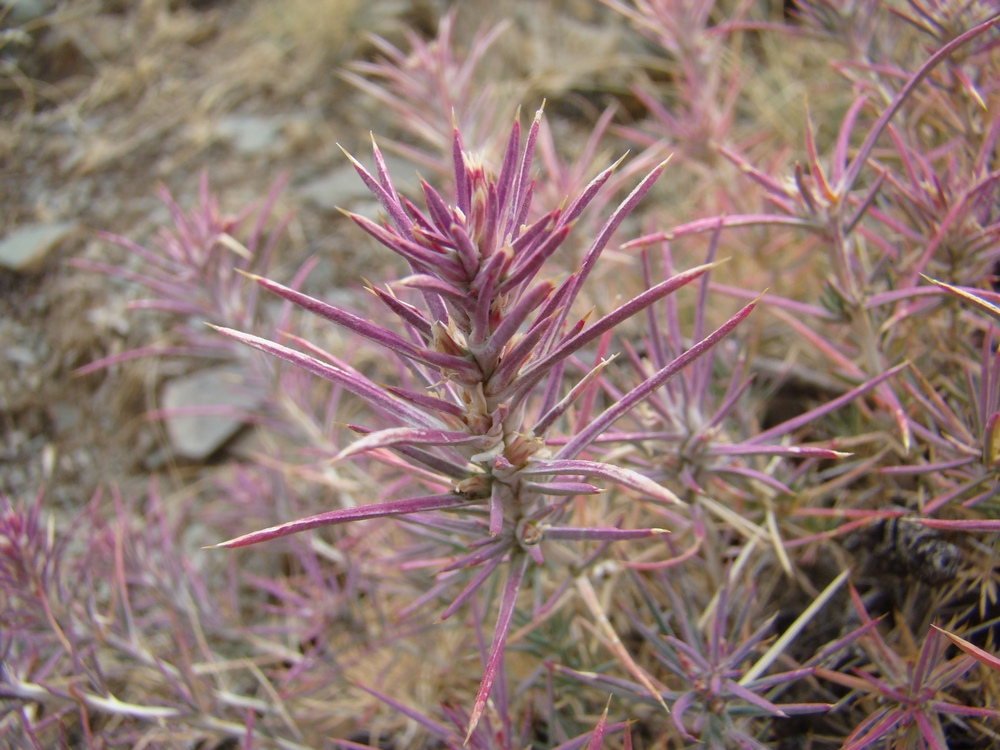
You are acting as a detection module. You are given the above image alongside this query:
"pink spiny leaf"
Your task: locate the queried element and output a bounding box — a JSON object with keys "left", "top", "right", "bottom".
{"left": 560, "top": 297, "right": 759, "bottom": 460}
{"left": 465, "top": 552, "right": 530, "bottom": 741}
{"left": 520, "top": 458, "right": 682, "bottom": 506}
{"left": 209, "top": 325, "right": 439, "bottom": 429}
{"left": 335, "top": 427, "right": 490, "bottom": 461}
{"left": 583, "top": 698, "right": 610, "bottom": 750}
{"left": 244, "top": 273, "right": 481, "bottom": 379}
{"left": 209, "top": 493, "right": 473, "bottom": 549}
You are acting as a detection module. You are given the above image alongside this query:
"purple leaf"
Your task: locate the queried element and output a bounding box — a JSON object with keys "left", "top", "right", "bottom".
{"left": 465, "top": 552, "right": 530, "bottom": 741}
{"left": 209, "top": 493, "right": 473, "bottom": 549}
{"left": 335, "top": 427, "right": 489, "bottom": 461}
{"left": 932, "top": 626, "right": 1000, "bottom": 673}
{"left": 209, "top": 325, "right": 439, "bottom": 429}
{"left": 245, "top": 273, "right": 481, "bottom": 379}
{"left": 559, "top": 297, "right": 758, "bottom": 460}
{"left": 501, "top": 262, "right": 719, "bottom": 401}
{"left": 584, "top": 698, "right": 610, "bottom": 750}
{"left": 521, "top": 458, "right": 682, "bottom": 505}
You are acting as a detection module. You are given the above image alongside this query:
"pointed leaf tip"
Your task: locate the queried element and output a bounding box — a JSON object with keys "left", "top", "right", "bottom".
{"left": 585, "top": 696, "right": 612, "bottom": 750}
{"left": 932, "top": 625, "right": 1000, "bottom": 671}
{"left": 232, "top": 267, "right": 262, "bottom": 282}
{"left": 608, "top": 152, "right": 629, "bottom": 171}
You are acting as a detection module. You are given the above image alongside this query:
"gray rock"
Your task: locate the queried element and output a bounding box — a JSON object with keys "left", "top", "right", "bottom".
{"left": 1, "top": 0, "right": 57, "bottom": 25}
{"left": 297, "top": 164, "right": 374, "bottom": 210}
{"left": 4, "top": 344, "right": 37, "bottom": 367}
{"left": 48, "top": 402, "right": 81, "bottom": 434}
{"left": 215, "top": 115, "right": 283, "bottom": 155}
{"left": 160, "top": 364, "right": 264, "bottom": 461}
{"left": 0, "top": 221, "right": 77, "bottom": 271}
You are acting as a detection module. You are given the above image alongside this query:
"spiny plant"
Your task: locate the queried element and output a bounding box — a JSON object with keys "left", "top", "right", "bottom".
{"left": 207, "top": 106, "right": 758, "bottom": 737}
{"left": 815, "top": 585, "right": 1000, "bottom": 749}
{"left": 72, "top": 173, "right": 290, "bottom": 371}
{"left": 69, "top": 172, "right": 365, "bottom": 475}
{"left": 343, "top": 8, "right": 655, "bottom": 224}
{"left": 621, "top": 13, "right": 1000, "bottom": 474}
{"left": 343, "top": 680, "right": 629, "bottom": 750}
{"left": 340, "top": 8, "right": 515, "bottom": 174}
{"left": 601, "top": 0, "right": 750, "bottom": 168}
{"left": 882, "top": 319, "right": 1000, "bottom": 515}
{"left": 0, "top": 483, "right": 360, "bottom": 749}
{"left": 590, "top": 232, "right": 911, "bottom": 568}
{"left": 554, "top": 557, "right": 837, "bottom": 749}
